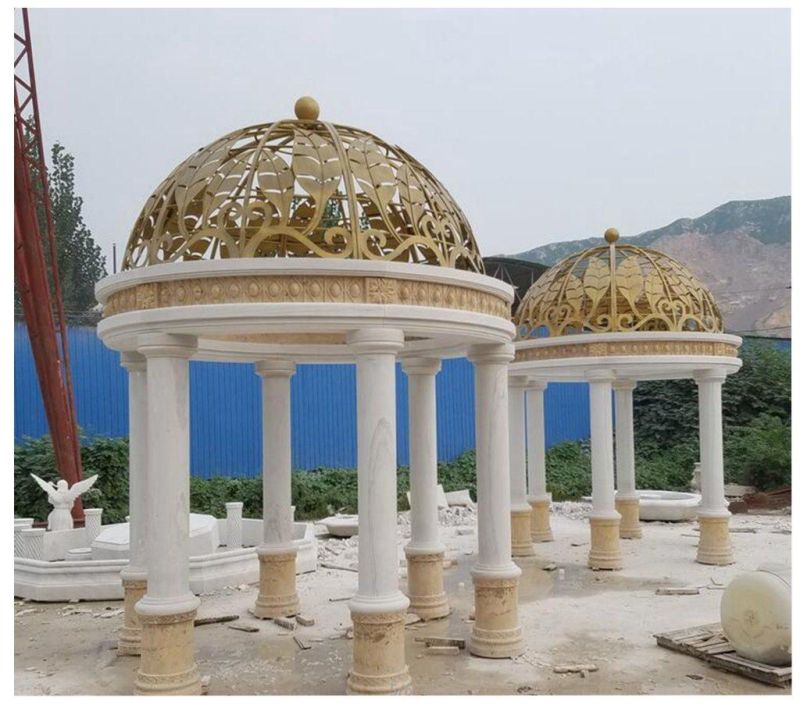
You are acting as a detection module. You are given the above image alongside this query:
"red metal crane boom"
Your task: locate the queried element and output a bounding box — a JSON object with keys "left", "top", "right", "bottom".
{"left": 14, "top": 8, "right": 84, "bottom": 521}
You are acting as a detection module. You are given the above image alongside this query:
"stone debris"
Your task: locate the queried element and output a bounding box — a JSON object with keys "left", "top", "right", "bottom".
{"left": 320, "top": 562, "right": 358, "bottom": 573}
{"left": 294, "top": 636, "right": 312, "bottom": 650}
{"left": 405, "top": 614, "right": 422, "bottom": 626}
{"left": 237, "top": 584, "right": 250, "bottom": 590}
{"left": 60, "top": 605, "right": 93, "bottom": 616}
{"left": 15, "top": 609, "right": 39, "bottom": 617}
{"left": 540, "top": 562, "right": 557, "bottom": 571}
{"left": 97, "top": 608, "right": 125, "bottom": 618}
{"left": 553, "top": 663, "right": 598, "bottom": 677}
{"left": 200, "top": 675, "right": 211, "bottom": 695}
{"left": 655, "top": 587, "right": 700, "bottom": 596}
{"left": 273, "top": 617, "right": 296, "bottom": 631}
{"left": 415, "top": 636, "right": 466, "bottom": 649}
{"left": 228, "top": 622, "right": 259, "bottom": 633}
{"left": 328, "top": 594, "right": 352, "bottom": 603}
{"left": 295, "top": 614, "right": 315, "bottom": 627}
{"left": 552, "top": 501, "right": 591, "bottom": 520}
{"left": 195, "top": 614, "right": 239, "bottom": 626}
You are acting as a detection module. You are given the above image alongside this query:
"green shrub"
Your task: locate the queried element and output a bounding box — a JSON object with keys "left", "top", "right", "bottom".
{"left": 545, "top": 441, "right": 591, "bottom": 500}
{"left": 635, "top": 441, "right": 697, "bottom": 491}
{"left": 634, "top": 342, "right": 791, "bottom": 457}
{"left": 724, "top": 415, "right": 791, "bottom": 491}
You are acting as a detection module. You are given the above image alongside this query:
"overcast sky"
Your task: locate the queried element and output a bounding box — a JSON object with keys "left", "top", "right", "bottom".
{"left": 27, "top": 8, "right": 790, "bottom": 268}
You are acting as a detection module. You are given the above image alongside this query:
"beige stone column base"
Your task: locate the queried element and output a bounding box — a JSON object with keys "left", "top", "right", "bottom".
{"left": 254, "top": 549, "right": 299, "bottom": 619}
{"left": 118, "top": 576, "right": 147, "bottom": 656}
{"left": 510, "top": 508, "right": 535, "bottom": 557}
{"left": 346, "top": 610, "right": 412, "bottom": 695}
{"left": 529, "top": 499, "right": 554, "bottom": 542}
{"left": 615, "top": 497, "right": 642, "bottom": 539}
{"left": 468, "top": 575, "right": 523, "bottom": 658}
{"left": 696, "top": 515, "right": 733, "bottom": 565}
{"left": 588, "top": 516, "right": 622, "bottom": 570}
{"left": 134, "top": 610, "right": 201, "bottom": 695}
{"left": 405, "top": 550, "right": 450, "bottom": 620}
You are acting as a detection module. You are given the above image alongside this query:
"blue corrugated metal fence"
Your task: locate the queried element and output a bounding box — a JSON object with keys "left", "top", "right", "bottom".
{"left": 14, "top": 323, "right": 590, "bottom": 477}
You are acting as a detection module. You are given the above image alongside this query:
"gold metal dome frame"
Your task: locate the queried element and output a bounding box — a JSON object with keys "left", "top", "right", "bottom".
{"left": 122, "top": 100, "right": 483, "bottom": 273}
{"left": 514, "top": 230, "right": 723, "bottom": 338}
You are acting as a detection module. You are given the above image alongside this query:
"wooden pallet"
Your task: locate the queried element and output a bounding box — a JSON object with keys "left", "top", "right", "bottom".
{"left": 655, "top": 623, "right": 791, "bottom": 687}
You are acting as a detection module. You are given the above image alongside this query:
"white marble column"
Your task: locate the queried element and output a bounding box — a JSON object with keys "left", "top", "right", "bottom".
{"left": 613, "top": 380, "right": 641, "bottom": 539}
{"left": 695, "top": 368, "right": 733, "bottom": 565}
{"left": 467, "top": 342, "right": 523, "bottom": 658}
{"left": 134, "top": 333, "right": 200, "bottom": 695}
{"left": 254, "top": 359, "right": 298, "bottom": 619}
{"left": 84, "top": 508, "right": 103, "bottom": 544}
{"left": 509, "top": 375, "right": 534, "bottom": 557}
{"left": 587, "top": 369, "right": 622, "bottom": 570}
{"left": 118, "top": 352, "right": 148, "bottom": 655}
{"left": 225, "top": 502, "right": 243, "bottom": 550}
{"left": 402, "top": 357, "right": 449, "bottom": 620}
{"left": 525, "top": 380, "right": 552, "bottom": 542}
{"left": 347, "top": 328, "right": 411, "bottom": 695}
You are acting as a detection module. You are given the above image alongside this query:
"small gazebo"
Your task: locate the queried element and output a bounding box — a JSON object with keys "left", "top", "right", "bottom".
{"left": 96, "top": 97, "right": 521, "bottom": 695}
{"left": 509, "top": 228, "right": 742, "bottom": 570}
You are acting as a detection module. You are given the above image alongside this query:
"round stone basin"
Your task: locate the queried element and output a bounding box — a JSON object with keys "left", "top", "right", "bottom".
{"left": 320, "top": 515, "right": 359, "bottom": 538}
{"left": 638, "top": 490, "right": 701, "bottom": 521}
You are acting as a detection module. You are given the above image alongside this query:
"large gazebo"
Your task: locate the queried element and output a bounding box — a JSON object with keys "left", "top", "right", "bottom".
{"left": 95, "top": 98, "right": 521, "bottom": 695}
{"left": 509, "top": 228, "right": 742, "bottom": 570}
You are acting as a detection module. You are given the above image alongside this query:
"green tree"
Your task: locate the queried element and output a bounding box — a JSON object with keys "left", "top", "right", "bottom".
{"left": 47, "top": 143, "right": 107, "bottom": 315}
{"left": 633, "top": 341, "right": 791, "bottom": 458}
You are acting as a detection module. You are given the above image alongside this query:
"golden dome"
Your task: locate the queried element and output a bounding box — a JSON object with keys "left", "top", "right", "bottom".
{"left": 515, "top": 230, "right": 723, "bottom": 337}
{"left": 122, "top": 98, "right": 483, "bottom": 272}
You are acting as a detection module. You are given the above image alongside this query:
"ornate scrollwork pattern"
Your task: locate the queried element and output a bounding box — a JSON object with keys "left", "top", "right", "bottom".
{"left": 122, "top": 118, "right": 483, "bottom": 273}
{"left": 515, "top": 242, "right": 723, "bottom": 337}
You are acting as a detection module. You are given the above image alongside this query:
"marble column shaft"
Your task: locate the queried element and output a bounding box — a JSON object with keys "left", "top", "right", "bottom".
{"left": 134, "top": 334, "right": 200, "bottom": 695}
{"left": 347, "top": 328, "right": 411, "bottom": 695}
{"left": 402, "top": 357, "right": 449, "bottom": 621}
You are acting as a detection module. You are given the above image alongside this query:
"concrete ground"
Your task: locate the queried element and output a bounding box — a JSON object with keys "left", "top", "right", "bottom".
{"left": 14, "top": 507, "right": 791, "bottom": 696}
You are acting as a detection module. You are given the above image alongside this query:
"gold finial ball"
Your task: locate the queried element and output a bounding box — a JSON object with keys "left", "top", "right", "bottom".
{"left": 294, "top": 96, "right": 320, "bottom": 121}
{"left": 604, "top": 227, "right": 620, "bottom": 244}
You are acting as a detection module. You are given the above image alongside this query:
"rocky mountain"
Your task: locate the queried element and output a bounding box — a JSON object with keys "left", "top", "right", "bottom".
{"left": 511, "top": 197, "right": 791, "bottom": 338}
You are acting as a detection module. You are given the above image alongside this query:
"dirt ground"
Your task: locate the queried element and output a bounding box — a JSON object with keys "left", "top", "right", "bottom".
{"left": 14, "top": 507, "right": 791, "bottom": 696}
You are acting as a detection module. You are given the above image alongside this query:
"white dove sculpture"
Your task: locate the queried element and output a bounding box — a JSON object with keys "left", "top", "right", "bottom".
{"left": 30, "top": 474, "right": 99, "bottom": 531}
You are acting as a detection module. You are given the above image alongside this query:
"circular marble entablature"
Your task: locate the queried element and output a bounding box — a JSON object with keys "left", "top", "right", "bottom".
{"left": 510, "top": 331, "right": 742, "bottom": 383}
{"left": 96, "top": 259, "right": 515, "bottom": 363}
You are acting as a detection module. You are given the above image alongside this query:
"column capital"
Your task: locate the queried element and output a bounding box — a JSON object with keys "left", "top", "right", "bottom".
{"left": 613, "top": 379, "right": 637, "bottom": 392}
{"left": 508, "top": 374, "right": 529, "bottom": 389}
{"left": 401, "top": 356, "right": 441, "bottom": 377}
{"left": 526, "top": 379, "right": 548, "bottom": 392}
{"left": 694, "top": 368, "right": 727, "bottom": 384}
{"left": 255, "top": 358, "right": 296, "bottom": 378}
{"left": 585, "top": 368, "right": 615, "bottom": 384}
{"left": 468, "top": 341, "right": 514, "bottom": 365}
{"left": 120, "top": 351, "right": 146, "bottom": 372}
{"left": 137, "top": 333, "right": 197, "bottom": 359}
{"left": 347, "top": 327, "right": 404, "bottom": 355}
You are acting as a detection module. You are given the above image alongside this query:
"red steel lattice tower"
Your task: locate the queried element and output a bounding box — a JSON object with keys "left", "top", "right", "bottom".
{"left": 14, "top": 8, "right": 84, "bottom": 521}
